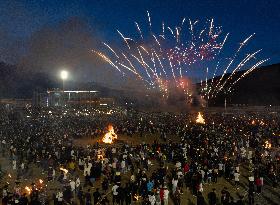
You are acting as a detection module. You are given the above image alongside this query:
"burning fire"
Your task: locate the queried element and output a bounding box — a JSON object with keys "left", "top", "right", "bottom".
{"left": 102, "top": 125, "right": 117, "bottom": 144}
{"left": 196, "top": 112, "right": 205, "bottom": 124}
{"left": 264, "top": 141, "right": 272, "bottom": 149}
{"left": 25, "top": 186, "right": 31, "bottom": 195}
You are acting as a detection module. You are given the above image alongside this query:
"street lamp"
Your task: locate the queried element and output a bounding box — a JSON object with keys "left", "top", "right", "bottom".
{"left": 60, "top": 70, "right": 68, "bottom": 91}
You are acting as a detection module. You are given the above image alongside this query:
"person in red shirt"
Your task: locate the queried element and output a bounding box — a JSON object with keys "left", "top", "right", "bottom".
{"left": 255, "top": 177, "right": 263, "bottom": 194}
{"left": 160, "top": 186, "right": 164, "bottom": 204}
{"left": 184, "top": 163, "right": 190, "bottom": 173}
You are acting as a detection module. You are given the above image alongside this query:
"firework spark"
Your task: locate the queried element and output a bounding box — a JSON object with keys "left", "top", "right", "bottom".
{"left": 96, "top": 11, "right": 268, "bottom": 100}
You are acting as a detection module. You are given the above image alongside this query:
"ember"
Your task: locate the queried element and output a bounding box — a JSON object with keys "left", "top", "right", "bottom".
{"left": 102, "top": 125, "right": 117, "bottom": 144}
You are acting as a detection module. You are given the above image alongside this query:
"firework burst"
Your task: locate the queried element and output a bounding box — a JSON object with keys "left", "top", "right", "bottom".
{"left": 95, "top": 11, "right": 268, "bottom": 100}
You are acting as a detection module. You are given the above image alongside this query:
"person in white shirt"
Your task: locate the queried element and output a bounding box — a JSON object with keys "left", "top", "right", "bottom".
{"left": 68, "top": 179, "right": 74, "bottom": 190}
{"left": 56, "top": 190, "right": 63, "bottom": 204}
{"left": 163, "top": 187, "right": 169, "bottom": 205}
{"left": 112, "top": 184, "right": 119, "bottom": 205}
{"left": 74, "top": 178, "right": 80, "bottom": 192}
{"left": 12, "top": 159, "right": 17, "bottom": 170}
{"left": 234, "top": 171, "right": 240, "bottom": 187}
{"left": 149, "top": 193, "right": 156, "bottom": 205}
{"left": 121, "top": 160, "right": 126, "bottom": 173}
{"left": 172, "top": 178, "right": 178, "bottom": 194}
{"left": 218, "top": 162, "right": 224, "bottom": 177}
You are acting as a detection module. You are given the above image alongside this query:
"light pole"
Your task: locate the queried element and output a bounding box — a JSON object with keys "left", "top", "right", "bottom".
{"left": 60, "top": 70, "right": 68, "bottom": 91}
{"left": 60, "top": 70, "right": 68, "bottom": 106}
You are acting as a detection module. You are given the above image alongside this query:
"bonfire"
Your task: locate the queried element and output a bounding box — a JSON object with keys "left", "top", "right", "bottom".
{"left": 196, "top": 112, "right": 205, "bottom": 124}
{"left": 102, "top": 125, "right": 117, "bottom": 144}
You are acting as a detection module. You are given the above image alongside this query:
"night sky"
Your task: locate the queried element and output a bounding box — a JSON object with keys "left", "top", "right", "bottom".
{"left": 0, "top": 0, "right": 279, "bottom": 83}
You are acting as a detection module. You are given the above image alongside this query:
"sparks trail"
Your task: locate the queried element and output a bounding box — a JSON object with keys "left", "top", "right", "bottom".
{"left": 95, "top": 11, "right": 268, "bottom": 100}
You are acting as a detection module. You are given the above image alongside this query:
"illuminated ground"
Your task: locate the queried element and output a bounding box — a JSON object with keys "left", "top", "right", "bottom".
{"left": 1, "top": 134, "right": 280, "bottom": 205}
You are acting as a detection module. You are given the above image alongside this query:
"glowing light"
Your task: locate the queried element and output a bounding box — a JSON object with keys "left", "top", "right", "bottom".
{"left": 60, "top": 167, "right": 69, "bottom": 174}
{"left": 196, "top": 112, "right": 205, "bottom": 124}
{"left": 95, "top": 12, "right": 268, "bottom": 100}
{"left": 134, "top": 194, "right": 141, "bottom": 201}
{"left": 60, "top": 70, "right": 68, "bottom": 80}
{"left": 102, "top": 125, "right": 117, "bottom": 144}
{"left": 25, "top": 186, "right": 31, "bottom": 195}
{"left": 264, "top": 141, "right": 272, "bottom": 149}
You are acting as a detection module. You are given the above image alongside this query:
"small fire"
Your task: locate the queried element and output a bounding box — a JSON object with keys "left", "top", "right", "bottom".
{"left": 102, "top": 125, "right": 117, "bottom": 144}
{"left": 39, "top": 179, "right": 43, "bottom": 184}
{"left": 97, "top": 154, "right": 104, "bottom": 160}
{"left": 60, "top": 167, "right": 69, "bottom": 174}
{"left": 25, "top": 186, "right": 31, "bottom": 194}
{"left": 196, "top": 112, "right": 205, "bottom": 124}
{"left": 264, "top": 141, "right": 272, "bottom": 149}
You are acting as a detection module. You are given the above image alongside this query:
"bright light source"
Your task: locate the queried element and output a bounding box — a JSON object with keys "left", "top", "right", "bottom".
{"left": 60, "top": 70, "right": 68, "bottom": 80}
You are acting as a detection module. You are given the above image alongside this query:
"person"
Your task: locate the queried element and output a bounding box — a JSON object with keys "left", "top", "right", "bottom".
{"left": 255, "top": 176, "right": 262, "bottom": 194}
{"left": 173, "top": 187, "right": 181, "bottom": 205}
{"left": 118, "top": 185, "right": 125, "bottom": 205}
{"left": 112, "top": 183, "right": 119, "bottom": 205}
{"left": 19, "top": 193, "right": 29, "bottom": 205}
{"left": 124, "top": 183, "right": 132, "bottom": 205}
{"left": 221, "top": 187, "right": 230, "bottom": 205}
{"left": 248, "top": 187, "right": 254, "bottom": 205}
{"left": 236, "top": 195, "right": 245, "bottom": 205}
{"left": 93, "top": 188, "right": 101, "bottom": 205}
{"left": 197, "top": 191, "right": 205, "bottom": 205}
{"left": 163, "top": 186, "right": 169, "bottom": 205}
{"left": 77, "top": 187, "right": 84, "bottom": 205}
{"left": 55, "top": 189, "right": 63, "bottom": 205}
{"left": 85, "top": 189, "right": 92, "bottom": 205}
{"left": 234, "top": 171, "right": 240, "bottom": 188}
{"left": 208, "top": 189, "right": 217, "bottom": 205}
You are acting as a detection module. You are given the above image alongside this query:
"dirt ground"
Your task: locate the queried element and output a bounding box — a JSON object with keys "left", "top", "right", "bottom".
{"left": 1, "top": 134, "right": 280, "bottom": 205}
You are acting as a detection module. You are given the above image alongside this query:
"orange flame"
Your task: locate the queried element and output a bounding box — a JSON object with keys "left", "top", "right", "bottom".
{"left": 102, "top": 125, "right": 117, "bottom": 144}
{"left": 196, "top": 112, "right": 205, "bottom": 124}
{"left": 25, "top": 186, "right": 31, "bottom": 194}
{"left": 264, "top": 141, "right": 272, "bottom": 149}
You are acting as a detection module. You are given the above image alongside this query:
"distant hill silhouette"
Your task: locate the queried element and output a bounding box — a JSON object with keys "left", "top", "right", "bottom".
{"left": 209, "top": 63, "right": 280, "bottom": 106}
{"left": 0, "top": 61, "right": 279, "bottom": 106}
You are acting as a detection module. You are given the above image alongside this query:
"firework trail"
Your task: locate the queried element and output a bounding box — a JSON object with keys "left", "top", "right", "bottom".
{"left": 95, "top": 11, "right": 268, "bottom": 100}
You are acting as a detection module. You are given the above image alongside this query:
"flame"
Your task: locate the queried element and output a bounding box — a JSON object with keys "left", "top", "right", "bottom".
{"left": 196, "top": 112, "right": 205, "bottom": 124}
{"left": 39, "top": 179, "right": 43, "bottom": 184}
{"left": 97, "top": 154, "right": 104, "bottom": 160}
{"left": 25, "top": 186, "right": 31, "bottom": 194}
{"left": 102, "top": 125, "right": 117, "bottom": 144}
{"left": 60, "top": 167, "right": 69, "bottom": 174}
{"left": 264, "top": 141, "right": 272, "bottom": 149}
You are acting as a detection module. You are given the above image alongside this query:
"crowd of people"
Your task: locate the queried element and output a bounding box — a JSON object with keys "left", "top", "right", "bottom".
{"left": 0, "top": 105, "right": 279, "bottom": 205}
